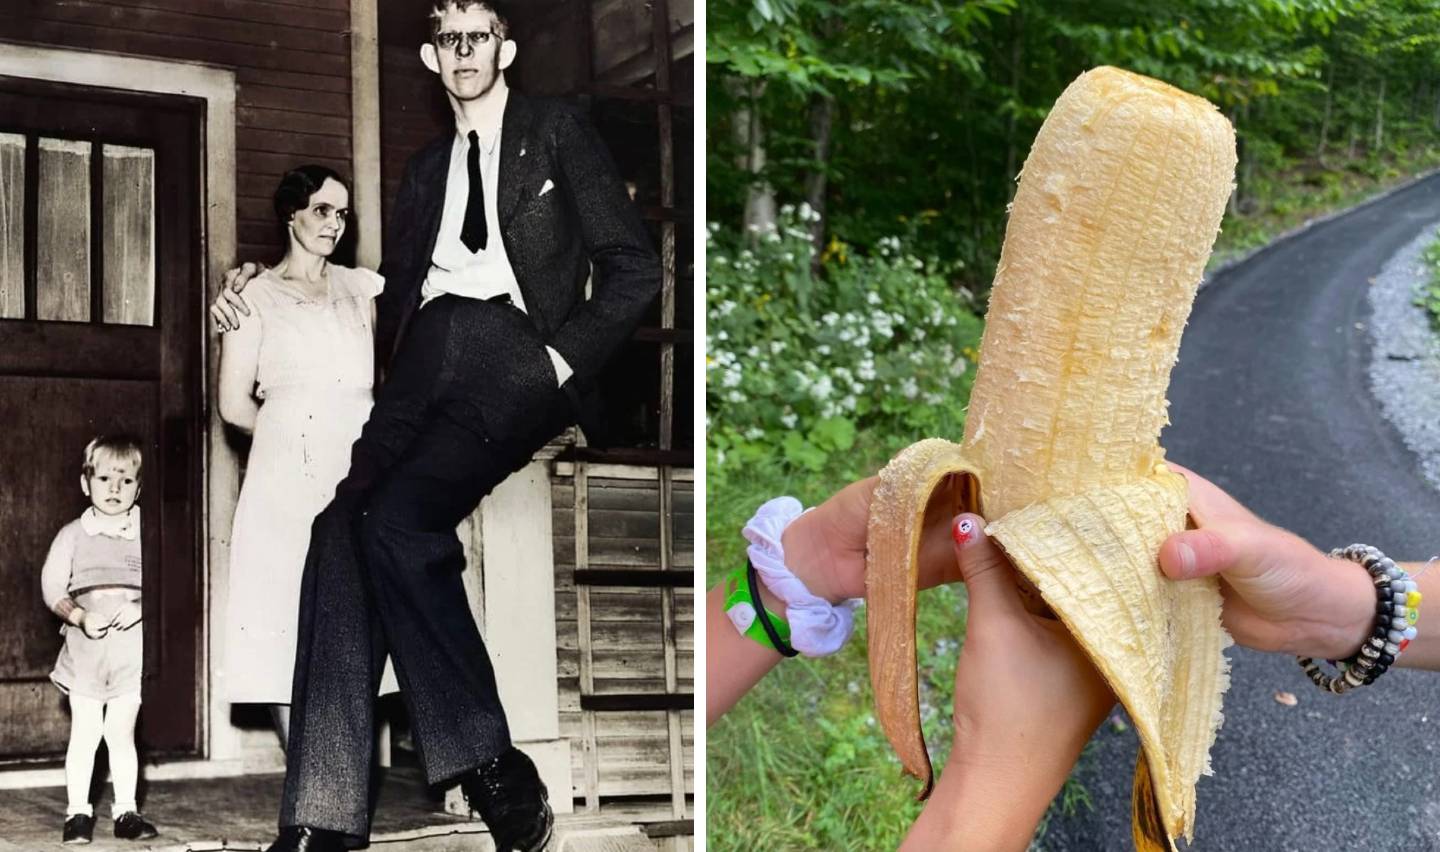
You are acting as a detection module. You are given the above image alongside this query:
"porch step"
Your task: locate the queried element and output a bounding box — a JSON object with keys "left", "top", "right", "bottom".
{"left": 0, "top": 768, "right": 677, "bottom": 852}
{"left": 348, "top": 813, "right": 655, "bottom": 852}
{"left": 0, "top": 813, "right": 657, "bottom": 852}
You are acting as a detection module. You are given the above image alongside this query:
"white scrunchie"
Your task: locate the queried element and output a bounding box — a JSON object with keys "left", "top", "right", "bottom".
{"left": 742, "top": 496, "right": 861, "bottom": 657}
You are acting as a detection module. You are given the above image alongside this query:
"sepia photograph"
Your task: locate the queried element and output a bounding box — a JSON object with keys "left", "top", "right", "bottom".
{"left": 0, "top": 0, "right": 693, "bottom": 849}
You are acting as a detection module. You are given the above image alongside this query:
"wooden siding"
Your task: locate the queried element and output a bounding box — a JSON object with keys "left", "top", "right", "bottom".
{"left": 378, "top": 43, "right": 449, "bottom": 227}
{"left": 1, "top": 0, "right": 354, "bottom": 264}
{"left": 553, "top": 476, "right": 694, "bottom": 809}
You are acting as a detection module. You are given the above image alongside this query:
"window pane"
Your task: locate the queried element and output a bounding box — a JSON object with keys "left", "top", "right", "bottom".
{"left": 0, "top": 134, "right": 23, "bottom": 319}
{"left": 37, "top": 138, "right": 91, "bottom": 322}
{"left": 102, "top": 145, "right": 155, "bottom": 326}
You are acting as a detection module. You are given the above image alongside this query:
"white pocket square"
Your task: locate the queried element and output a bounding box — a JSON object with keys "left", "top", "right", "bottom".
{"left": 539, "top": 179, "right": 554, "bottom": 196}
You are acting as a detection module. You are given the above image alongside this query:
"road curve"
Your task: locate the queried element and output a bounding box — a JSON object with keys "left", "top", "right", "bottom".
{"left": 1044, "top": 174, "right": 1440, "bottom": 851}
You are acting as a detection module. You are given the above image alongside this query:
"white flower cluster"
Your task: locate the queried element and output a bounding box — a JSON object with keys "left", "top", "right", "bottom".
{"left": 706, "top": 204, "right": 980, "bottom": 458}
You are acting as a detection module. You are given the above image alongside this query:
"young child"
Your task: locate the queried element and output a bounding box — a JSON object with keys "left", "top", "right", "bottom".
{"left": 40, "top": 435, "right": 158, "bottom": 844}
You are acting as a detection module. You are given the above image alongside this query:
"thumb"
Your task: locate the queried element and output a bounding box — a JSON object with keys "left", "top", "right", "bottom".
{"left": 951, "top": 514, "right": 1026, "bottom": 620}
{"left": 1160, "top": 524, "right": 1280, "bottom": 583}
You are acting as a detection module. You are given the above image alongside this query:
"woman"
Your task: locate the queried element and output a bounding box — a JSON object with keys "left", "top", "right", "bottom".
{"left": 218, "top": 165, "right": 397, "bottom": 745}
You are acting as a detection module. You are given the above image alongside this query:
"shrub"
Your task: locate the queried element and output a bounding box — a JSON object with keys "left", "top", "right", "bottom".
{"left": 707, "top": 205, "right": 983, "bottom": 472}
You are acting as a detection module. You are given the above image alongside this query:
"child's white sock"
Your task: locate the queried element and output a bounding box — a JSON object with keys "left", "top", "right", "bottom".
{"left": 65, "top": 695, "right": 105, "bottom": 817}
{"left": 103, "top": 693, "right": 142, "bottom": 816}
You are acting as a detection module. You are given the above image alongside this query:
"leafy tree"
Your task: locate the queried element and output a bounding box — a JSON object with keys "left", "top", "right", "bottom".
{"left": 708, "top": 0, "right": 1440, "bottom": 291}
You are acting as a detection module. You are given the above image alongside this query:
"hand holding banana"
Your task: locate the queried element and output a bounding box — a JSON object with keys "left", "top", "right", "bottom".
{"left": 866, "top": 66, "right": 1237, "bottom": 849}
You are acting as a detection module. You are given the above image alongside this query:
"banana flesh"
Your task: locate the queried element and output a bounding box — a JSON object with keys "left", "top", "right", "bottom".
{"left": 865, "top": 67, "right": 1237, "bottom": 847}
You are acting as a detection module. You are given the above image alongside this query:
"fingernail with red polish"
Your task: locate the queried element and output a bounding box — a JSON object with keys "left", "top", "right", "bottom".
{"left": 952, "top": 516, "right": 976, "bottom": 546}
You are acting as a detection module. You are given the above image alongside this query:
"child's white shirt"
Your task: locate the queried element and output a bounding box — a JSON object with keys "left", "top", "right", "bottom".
{"left": 41, "top": 507, "right": 142, "bottom": 612}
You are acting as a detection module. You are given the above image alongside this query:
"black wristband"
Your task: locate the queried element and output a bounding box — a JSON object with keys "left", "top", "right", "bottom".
{"left": 747, "top": 559, "right": 798, "bottom": 658}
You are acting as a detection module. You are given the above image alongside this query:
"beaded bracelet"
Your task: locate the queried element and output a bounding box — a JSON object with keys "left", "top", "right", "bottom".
{"left": 1298, "top": 544, "right": 1421, "bottom": 694}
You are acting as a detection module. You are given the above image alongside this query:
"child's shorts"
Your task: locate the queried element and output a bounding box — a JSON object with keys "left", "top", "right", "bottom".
{"left": 50, "top": 624, "right": 142, "bottom": 702}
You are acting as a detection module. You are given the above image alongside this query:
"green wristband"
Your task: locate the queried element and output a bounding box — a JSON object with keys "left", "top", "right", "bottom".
{"left": 723, "top": 562, "right": 794, "bottom": 653}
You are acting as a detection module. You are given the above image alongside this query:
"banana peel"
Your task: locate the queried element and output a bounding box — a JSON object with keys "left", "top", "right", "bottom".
{"left": 865, "top": 67, "right": 1237, "bottom": 848}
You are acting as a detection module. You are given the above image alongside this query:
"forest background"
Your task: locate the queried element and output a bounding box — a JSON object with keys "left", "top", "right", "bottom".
{"left": 705, "top": 1, "right": 1440, "bottom": 848}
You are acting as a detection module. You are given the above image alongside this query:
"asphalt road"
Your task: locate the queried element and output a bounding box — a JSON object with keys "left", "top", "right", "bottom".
{"left": 1043, "top": 174, "right": 1440, "bottom": 851}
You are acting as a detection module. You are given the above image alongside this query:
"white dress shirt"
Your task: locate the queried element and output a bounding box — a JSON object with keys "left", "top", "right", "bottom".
{"left": 421, "top": 93, "right": 572, "bottom": 385}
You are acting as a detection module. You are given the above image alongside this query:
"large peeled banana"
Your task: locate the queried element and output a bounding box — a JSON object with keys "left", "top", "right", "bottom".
{"left": 866, "top": 67, "right": 1236, "bottom": 849}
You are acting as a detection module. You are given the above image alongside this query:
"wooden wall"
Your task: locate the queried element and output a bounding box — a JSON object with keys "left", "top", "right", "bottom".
{"left": 378, "top": 42, "right": 449, "bottom": 233}
{"left": 553, "top": 474, "right": 695, "bottom": 814}
{"left": 0, "top": 0, "right": 355, "bottom": 265}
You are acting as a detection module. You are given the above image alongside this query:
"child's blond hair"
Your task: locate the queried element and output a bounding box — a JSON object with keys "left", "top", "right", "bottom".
{"left": 81, "top": 435, "right": 144, "bottom": 479}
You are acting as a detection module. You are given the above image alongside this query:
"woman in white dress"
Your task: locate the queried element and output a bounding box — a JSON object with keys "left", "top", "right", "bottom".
{"left": 218, "top": 165, "right": 396, "bottom": 745}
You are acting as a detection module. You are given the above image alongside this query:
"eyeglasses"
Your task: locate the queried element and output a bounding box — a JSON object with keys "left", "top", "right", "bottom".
{"left": 434, "top": 30, "right": 502, "bottom": 52}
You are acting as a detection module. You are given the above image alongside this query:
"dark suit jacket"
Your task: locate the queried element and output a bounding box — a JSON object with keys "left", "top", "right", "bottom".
{"left": 374, "top": 92, "right": 661, "bottom": 441}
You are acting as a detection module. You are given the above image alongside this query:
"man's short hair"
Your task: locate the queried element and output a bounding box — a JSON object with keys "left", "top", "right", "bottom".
{"left": 273, "top": 165, "right": 348, "bottom": 225}
{"left": 428, "top": 0, "right": 510, "bottom": 41}
{"left": 82, "top": 435, "right": 143, "bottom": 479}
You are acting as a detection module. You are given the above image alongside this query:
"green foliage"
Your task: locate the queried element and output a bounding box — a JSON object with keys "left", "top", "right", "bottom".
{"left": 1210, "top": 142, "right": 1440, "bottom": 266}
{"left": 706, "top": 207, "right": 983, "bottom": 473}
{"left": 709, "top": 0, "right": 1440, "bottom": 290}
{"left": 1417, "top": 228, "right": 1440, "bottom": 328}
{"left": 709, "top": 0, "right": 1010, "bottom": 97}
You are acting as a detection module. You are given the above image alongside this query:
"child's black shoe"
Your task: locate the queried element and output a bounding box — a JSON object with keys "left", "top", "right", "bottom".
{"left": 62, "top": 813, "right": 94, "bottom": 844}
{"left": 113, "top": 812, "right": 158, "bottom": 841}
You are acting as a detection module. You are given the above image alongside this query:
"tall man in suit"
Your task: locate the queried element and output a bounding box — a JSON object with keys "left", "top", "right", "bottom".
{"left": 213, "top": 3, "right": 660, "bottom": 850}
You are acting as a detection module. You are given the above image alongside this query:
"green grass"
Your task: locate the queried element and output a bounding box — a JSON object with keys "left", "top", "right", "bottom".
{"left": 706, "top": 441, "right": 970, "bottom": 850}
{"left": 705, "top": 597, "right": 969, "bottom": 850}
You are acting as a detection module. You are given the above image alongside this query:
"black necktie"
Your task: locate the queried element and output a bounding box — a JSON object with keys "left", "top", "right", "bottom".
{"left": 460, "top": 130, "right": 488, "bottom": 253}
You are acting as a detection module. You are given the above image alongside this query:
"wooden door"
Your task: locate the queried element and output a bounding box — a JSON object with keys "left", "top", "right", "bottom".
{"left": 0, "top": 77, "right": 203, "bottom": 761}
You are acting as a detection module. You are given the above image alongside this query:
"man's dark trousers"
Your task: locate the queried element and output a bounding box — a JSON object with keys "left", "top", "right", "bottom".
{"left": 278, "top": 294, "right": 572, "bottom": 839}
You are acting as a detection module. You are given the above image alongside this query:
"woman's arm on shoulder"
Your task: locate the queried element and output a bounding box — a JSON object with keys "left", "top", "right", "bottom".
{"left": 218, "top": 292, "right": 263, "bottom": 433}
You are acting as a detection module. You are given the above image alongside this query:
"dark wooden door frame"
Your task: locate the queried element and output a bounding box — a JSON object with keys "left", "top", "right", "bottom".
{"left": 0, "top": 76, "right": 204, "bottom": 759}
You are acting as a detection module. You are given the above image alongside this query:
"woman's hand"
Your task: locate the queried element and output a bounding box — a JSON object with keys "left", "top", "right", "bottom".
{"left": 903, "top": 514, "right": 1116, "bottom": 851}
{"left": 1158, "top": 465, "right": 1375, "bottom": 660}
{"left": 781, "top": 477, "right": 961, "bottom": 604}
